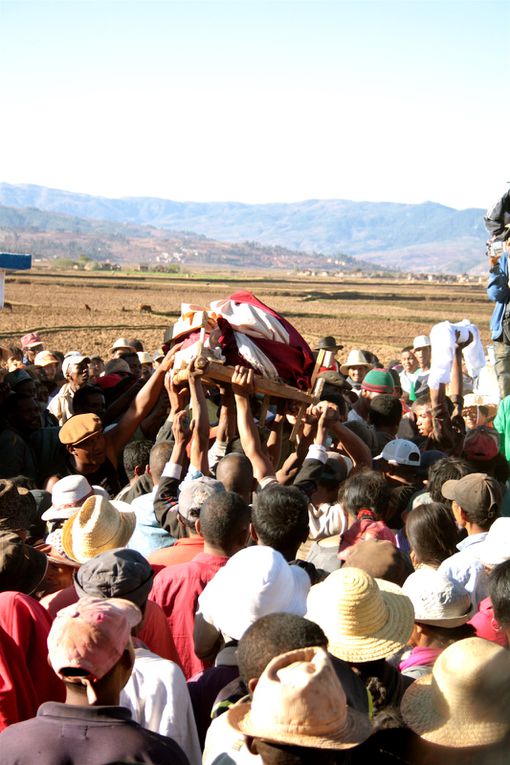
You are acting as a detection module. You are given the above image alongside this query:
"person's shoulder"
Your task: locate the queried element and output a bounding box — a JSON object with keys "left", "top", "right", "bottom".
{"left": 131, "top": 724, "right": 189, "bottom": 762}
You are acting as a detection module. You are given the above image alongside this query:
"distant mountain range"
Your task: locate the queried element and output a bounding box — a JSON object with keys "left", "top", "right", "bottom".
{"left": 0, "top": 182, "right": 488, "bottom": 273}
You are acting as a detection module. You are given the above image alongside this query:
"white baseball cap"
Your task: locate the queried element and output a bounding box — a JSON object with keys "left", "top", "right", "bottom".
{"left": 374, "top": 439, "right": 421, "bottom": 467}
{"left": 475, "top": 518, "right": 510, "bottom": 567}
{"left": 412, "top": 335, "right": 431, "bottom": 350}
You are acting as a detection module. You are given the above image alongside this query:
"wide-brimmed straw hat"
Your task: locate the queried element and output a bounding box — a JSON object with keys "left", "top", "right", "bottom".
{"left": 61, "top": 495, "right": 135, "bottom": 564}
{"left": 340, "top": 350, "right": 371, "bottom": 376}
{"left": 306, "top": 567, "right": 414, "bottom": 662}
{"left": 227, "top": 646, "right": 372, "bottom": 749}
{"left": 401, "top": 637, "right": 510, "bottom": 748}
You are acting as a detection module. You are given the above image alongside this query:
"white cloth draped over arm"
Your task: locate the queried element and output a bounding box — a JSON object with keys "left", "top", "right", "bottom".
{"left": 428, "top": 320, "right": 486, "bottom": 390}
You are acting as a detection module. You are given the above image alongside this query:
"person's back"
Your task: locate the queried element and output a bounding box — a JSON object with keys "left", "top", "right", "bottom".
{"left": 0, "top": 596, "right": 189, "bottom": 765}
{"left": 150, "top": 491, "right": 250, "bottom": 678}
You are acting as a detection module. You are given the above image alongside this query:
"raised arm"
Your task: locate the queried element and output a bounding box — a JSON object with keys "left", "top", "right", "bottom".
{"left": 232, "top": 365, "right": 275, "bottom": 483}
{"left": 106, "top": 345, "right": 181, "bottom": 458}
{"left": 188, "top": 361, "right": 210, "bottom": 475}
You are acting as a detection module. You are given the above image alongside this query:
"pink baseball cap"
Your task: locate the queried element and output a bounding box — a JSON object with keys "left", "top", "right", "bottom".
{"left": 47, "top": 596, "right": 141, "bottom": 681}
{"left": 20, "top": 332, "right": 43, "bottom": 349}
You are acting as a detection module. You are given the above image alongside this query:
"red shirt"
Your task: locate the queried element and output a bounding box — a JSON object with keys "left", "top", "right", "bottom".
{"left": 148, "top": 536, "right": 204, "bottom": 573}
{"left": 150, "top": 551, "right": 228, "bottom": 679}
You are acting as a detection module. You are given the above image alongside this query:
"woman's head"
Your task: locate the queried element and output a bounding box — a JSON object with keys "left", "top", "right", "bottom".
{"left": 405, "top": 502, "right": 458, "bottom": 568}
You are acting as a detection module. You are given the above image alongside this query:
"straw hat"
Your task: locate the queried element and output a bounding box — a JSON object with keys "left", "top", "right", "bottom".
{"left": 340, "top": 350, "right": 371, "bottom": 376}
{"left": 227, "top": 646, "right": 372, "bottom": 749}
{"left": 61, "top": 495, "right": 136, "bottom": 564}
{"left": 401, "top": 637, "right": 510, "bottom": 748}
{"left": 306, "top": 567, "right": 414, "bottom": 662}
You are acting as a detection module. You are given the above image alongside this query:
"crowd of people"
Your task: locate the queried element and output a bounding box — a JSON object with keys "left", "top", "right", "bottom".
{"left": 1, "top": 273, "right": 510, "bottom": 765}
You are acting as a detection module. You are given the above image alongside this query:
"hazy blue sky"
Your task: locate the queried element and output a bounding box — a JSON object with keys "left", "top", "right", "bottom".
{"left": 1, "top": 0, "right": 508, "bottom": 209}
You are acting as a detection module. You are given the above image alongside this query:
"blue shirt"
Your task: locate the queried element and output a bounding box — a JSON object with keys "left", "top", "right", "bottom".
{"left": 438, "top": 532, "right": 488, "bottom": 608}
{"left": 128, "top": 488, "right": 175, "bottom": 558}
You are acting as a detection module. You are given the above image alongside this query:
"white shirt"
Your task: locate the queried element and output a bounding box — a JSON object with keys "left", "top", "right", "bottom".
{"left": 121, "top": 645, "right": 201, "bottom": 765}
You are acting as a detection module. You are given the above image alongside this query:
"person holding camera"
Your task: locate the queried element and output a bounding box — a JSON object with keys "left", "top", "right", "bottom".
{"left": 486, "top": 189, "right": 510, "bottom": 398}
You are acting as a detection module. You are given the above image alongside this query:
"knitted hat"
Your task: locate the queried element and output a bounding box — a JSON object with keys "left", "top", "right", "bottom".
{"left": 227, "top": 646, "right": 372, "bottom": 749}
{"left": 61, "top": 496, "right": 136, "bottom": 564}
{"left": 361, "top": 370, "right": 395, "bottom": 395}
{"left": 401, "top": 638, "right": 510, "bottom": 747}
{"left": 306, "top": 567, "right": 414, "bottom": 662}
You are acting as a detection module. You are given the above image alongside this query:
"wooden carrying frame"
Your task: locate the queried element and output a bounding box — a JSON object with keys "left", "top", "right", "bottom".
{"left": 173, "top": 352, "right": 325, "bottom": 442}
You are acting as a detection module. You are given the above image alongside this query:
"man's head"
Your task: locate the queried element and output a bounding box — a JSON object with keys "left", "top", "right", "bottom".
{"left": 110, "top": 338, "right": 135, "bottom": 359}
{"left": 412, "top": 394, "right": 433, "bottom": 437}
{"left": 72, "top": 385, "right": 106, "bottom": 420}
{"left": 442, "top": 472, "right": 501, "bottom": 532}
{"left": 74, "top": 548, "right": 154, "bottom": 617}
{"left": 360, "top": 370, "right": 395, "bottom": 399}
{"left": 21, "top": 332, "right": 43, "bottom": 362}
{"left": 177, "top": 476, "right": 226, "bottom": 533}
{"left": 148, "top": 441, "right": 173, "bottom": 487}
{"left": 5, "top": 392, "right": 41, "bottom": 432}
{"left": 59, "top": 414, "right": 107, "bottom": 471}
{"left": 489, "top": 561, "right": 510, "bottom": 643}
{"left": 4, "top": 369, "right": 36, "bottom": 397}
{"left": 400, "top": 346, "right": 418, "bottom": 374}
{"left": 412, "top": 335, "right": 431, "bottom": 370}
{"left": 47, "top": 596, "right": 141, "bottom": 704}
{"left": 88, "top": 356, "right": 104, "bottom": 382}
{"left": 119, "top": 351, "right": 142, "bottom": 380}
{"left": 122, "top": 439, "right": 152, "bottom": 483}
{"left": 199, "top": 491, "right": 251, "bottom": 557}
{"left": 252, "top": 486, "right": 308, "bottom": 561}
{"left": 34, "top": 351, "right": 60, "bottom": 381}
{"left": 368, "top": 395, "right": 402, "bottom": 433}
{"left": 62, "top": 355, "right": 90, "bottom": 389}
{"left": 340, "top": 350, "right": 371, "bottom": 384}
{"left": 427, "top": 456, "right": 472, "bottom": 504}
{"left": 216, "top": 453, "right": 255, "bottom": 503}
{"left": 237, "top": 613, "right": 328, "bottom": 692}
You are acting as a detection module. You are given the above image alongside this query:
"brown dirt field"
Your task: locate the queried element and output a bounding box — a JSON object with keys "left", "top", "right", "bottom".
{"left": 0, "top": 270, "right": 492, "bottom": 365}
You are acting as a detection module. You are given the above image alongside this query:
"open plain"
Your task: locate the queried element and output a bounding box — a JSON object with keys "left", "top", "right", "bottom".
{"left": 0, "top": 270, "right": 492, "bottom": 365}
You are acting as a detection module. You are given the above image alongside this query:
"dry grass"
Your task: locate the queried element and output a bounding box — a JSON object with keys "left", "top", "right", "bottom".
{"left": 0, "top": 270, "right": 491, "bottom": 365}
